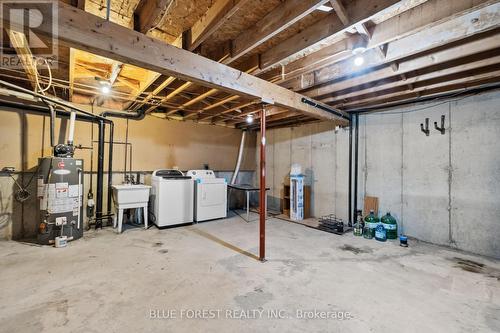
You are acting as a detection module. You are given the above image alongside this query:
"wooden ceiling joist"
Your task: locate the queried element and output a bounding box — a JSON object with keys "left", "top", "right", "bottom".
{"left": 313, "top": 35, "right": 500, "bottom": 101}
{"left": 338, "top": 72, "right": 500, "bottom": 110}
{"left": 257, "top": 36, "right": 360, "bottom": 84}
{"left": 285, "top": 1, "right": 500, "bottom": 92}
{"left": 185, "top": 0, "right": 250, "bottom": 51}
{"left": 12, "top": 2, "right": 346, "bottom": 120}
{"left": 324, "top": 54, "right": 500, "bottom": 105}
{"left": 259, "top": 0, "right": 401, "bottom": 71}
{"left": 368, "top": 0, "right": 498, "bottom": 49}
{"left": 222, "top": 0, "right": 330, "bottom": 65}
{"left": 198, "top": 100, "right": 260, "bottom": 121}
{"left": 133, "top": 0, "right": 174, "bottom": 34}
{"left": 329, "top": 0, "right": 349, "bottom": 26}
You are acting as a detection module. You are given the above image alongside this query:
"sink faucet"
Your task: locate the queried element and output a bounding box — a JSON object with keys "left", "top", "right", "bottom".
{"left": 124, "top": 174, "right": 134, "bottom": 184}
{"left": 124, "top": 174, "right": 140, "bottom": 185}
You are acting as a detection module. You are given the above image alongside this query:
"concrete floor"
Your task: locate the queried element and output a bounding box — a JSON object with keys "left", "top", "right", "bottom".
{"left": 0, "top": 215, "right": 499, "bottom": 333}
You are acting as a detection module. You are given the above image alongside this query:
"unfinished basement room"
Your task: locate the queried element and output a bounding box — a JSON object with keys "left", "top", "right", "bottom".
{"left": 0, "top": 0, "right": 499, "bottom": 332}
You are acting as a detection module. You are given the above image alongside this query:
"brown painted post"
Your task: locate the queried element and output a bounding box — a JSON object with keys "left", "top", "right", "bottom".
{"left": 259, "top": 104, "right": 266, "bottom": 261}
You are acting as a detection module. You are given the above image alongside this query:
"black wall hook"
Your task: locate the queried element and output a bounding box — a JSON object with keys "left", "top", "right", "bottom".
{"left": 420, "top": 118, "right": 430, "bottom": 136}
{"left": 434, "top": 115, "right": 446, "bottom": 135}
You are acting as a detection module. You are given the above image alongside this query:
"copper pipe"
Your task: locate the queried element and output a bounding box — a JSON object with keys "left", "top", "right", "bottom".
{"left": 259, "top": 104, "right": 266, "bottom": 261}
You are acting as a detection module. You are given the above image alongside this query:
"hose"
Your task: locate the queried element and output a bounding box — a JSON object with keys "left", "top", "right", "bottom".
{"left": 231, "top": 130, "right": 246, "bottom": 184}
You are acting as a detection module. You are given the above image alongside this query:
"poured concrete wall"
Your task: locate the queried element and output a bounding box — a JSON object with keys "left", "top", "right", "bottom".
{"left": 257, "top": 122, "right": 339, "bottom": 217}
{"left": 261, "top": 90, "right": 500, "bottom": 258}
{"left": 0, "top": 105, "right": 256, "bottom": 240}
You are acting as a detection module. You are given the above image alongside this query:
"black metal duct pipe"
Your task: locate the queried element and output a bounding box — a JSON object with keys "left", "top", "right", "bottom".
{"left": 0, "top": 99, "right": 97, "bottom": 123}
{"left": 348, "top": 114, "right": 353, "bottom": 226}
{"left": 96, "top": 120, "right": 105, "bottom": 229}
{"left": 107, "top": 122, "right": 114, "bottom": 220}
{"left": 301, "top": 97, "right": 350, "bottom": 120}
{"left": 353, "top": 113, "right": 359, "bottom": 218}
{"left": 0, "top": 97, "right": 109, "bottom": 230}
{"left": 100, "top": 108, "right": 146, "bottom": 120}
{"left": 41, "top": 100, "right": 57, "bottom": 147}
{"left": 0, "top": 79, "right": 108, "bottom": 122}
{"left": 99, "top": 109, "right": 147, "bottom": 225}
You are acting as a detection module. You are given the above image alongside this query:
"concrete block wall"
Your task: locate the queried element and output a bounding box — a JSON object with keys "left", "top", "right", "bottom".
{"left": 260, "top": 90, "right": 500, "bottom": 258}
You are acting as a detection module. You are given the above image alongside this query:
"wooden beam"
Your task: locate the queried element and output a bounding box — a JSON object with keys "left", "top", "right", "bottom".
{"left": 368, "top": 0, "right": 498, "bottom": 49}
{"left": 187, "top": 0, "right": 250, "bottom": 51}
{"left": 384, "top": 2, "right": 500, "bottom": 63}
{"left": 8, "top": 2, "right": 345, "bottom": 121}
{"left": 133, "top": 0, "right": 174, "bottom": 34}
{"left": 259, "top": 0, "right": 400, "bottom": 70}
{"left": 224, "top": 0, "right": 329, "bottom": 65}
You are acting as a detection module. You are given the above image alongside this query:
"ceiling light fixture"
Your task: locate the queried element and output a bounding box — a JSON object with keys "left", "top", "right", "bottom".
{"left": 350, "top": 35, "right": 368, "bottom": 67}
{"left": 101, "top": 85, "right": 111, "bottom": 94}
{"left": 354, "top": 56, "right": 365, "bottom": 66}
{"left": 246, "top": 114, "right": 254, "bottom": 124}
{"left": 317, "top": 5, "right": 333, "bottom": 12}
{"left": 98, "top": 80, "right": 112, "bottom": 94}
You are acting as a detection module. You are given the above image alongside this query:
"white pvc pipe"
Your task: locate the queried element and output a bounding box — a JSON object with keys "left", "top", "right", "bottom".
{"left": 67, "top": 111, "right": 76, "bottom": 145}
{"left": 231, "top": 130, "right": 246, "bottom": 184}
{"left": 77, "top": 168, "right": 82, "bottom": 230}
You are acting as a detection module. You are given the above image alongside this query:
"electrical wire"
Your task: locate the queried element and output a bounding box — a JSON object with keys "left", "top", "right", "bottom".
{"left": 8, "top": 163, "right": 42, "bottom": 202}
{"left": 0, "top": 71, "right": 238, "bottom": 113}
{"left": 34, "top": 57, "right": 53, "bottom": 94}
{"left": 1, "top": 65, "right": 242, "bottom": 104}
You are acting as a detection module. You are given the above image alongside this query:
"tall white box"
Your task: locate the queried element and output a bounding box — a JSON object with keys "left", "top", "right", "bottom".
{"left": 290, "top": 174, "right": 304, "bottom": 221}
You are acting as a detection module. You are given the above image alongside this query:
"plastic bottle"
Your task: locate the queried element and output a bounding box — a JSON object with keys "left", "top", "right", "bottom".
{"left": 353, "top": 211, "right": 363, "bottom": 236}
{"left": 375, "top": 222, "right": 387, "bottom": 242}
{"left": 381, "top": 212, "right": 398, "bottom": 239}
{"left": 363, "top": 210, "right": 378, "bottom": 239}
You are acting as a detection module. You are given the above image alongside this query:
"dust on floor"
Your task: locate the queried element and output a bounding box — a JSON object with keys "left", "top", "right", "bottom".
{"left": 0, "top": 217, "right": 499, "bottom": 333}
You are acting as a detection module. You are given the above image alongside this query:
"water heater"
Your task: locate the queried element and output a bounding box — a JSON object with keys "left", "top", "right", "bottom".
{"left": 37, "top": 157, "right": 84, "bottom": 245}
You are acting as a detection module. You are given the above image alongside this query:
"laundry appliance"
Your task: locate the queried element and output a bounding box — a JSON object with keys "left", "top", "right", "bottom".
{"left": 150, "top": 169, "right": 194, "bottom": 227}
{"left": 186, "top": 170, "right": 227, "bottom": 222}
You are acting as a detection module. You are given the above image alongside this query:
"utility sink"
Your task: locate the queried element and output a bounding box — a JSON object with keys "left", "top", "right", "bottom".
{"left": 111, "top": 184, "right": 151, "bottom": 206}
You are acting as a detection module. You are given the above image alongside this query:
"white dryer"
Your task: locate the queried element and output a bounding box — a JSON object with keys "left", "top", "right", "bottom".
{"left": 150, "top": 169, "right": 194, "bottom": 227}
{"left": 186, "top": 170, "right": 227, "bottom": 222}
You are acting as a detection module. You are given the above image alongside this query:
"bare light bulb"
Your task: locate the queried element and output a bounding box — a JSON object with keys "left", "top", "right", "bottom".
{"left": 354, "top": 56, "right": 365, "bottom": 66}
{"left": 246, "top": 114, "right": 254, "bottom": 124}
{"left": 101, "top": 85, "right": 111, "bottom": 94}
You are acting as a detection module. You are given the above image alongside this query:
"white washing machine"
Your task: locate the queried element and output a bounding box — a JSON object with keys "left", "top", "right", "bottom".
{"left": 150, "top": 169, "right": 194, "bottom": 227}
{"left": 186, "top": 170, "right": 227, "bottom": 222}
